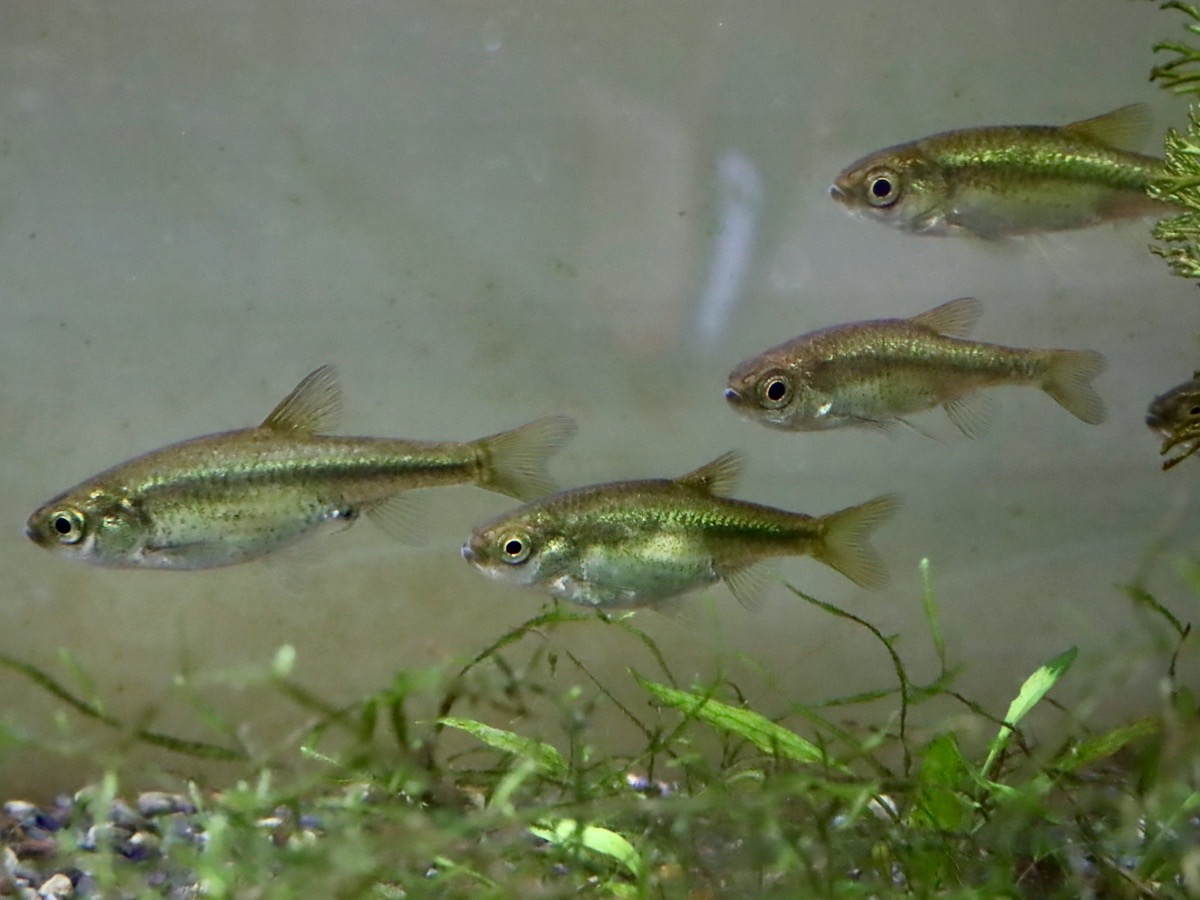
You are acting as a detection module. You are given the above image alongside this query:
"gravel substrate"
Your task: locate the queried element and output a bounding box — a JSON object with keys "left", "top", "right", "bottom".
{"left": 0, "top": 789, "right": 320, "bottom": 898}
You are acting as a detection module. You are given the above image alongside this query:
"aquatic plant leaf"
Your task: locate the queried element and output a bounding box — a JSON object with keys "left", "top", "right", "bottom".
{"left": 1053, "top": 717, "right": 1159, "bottom": 774}
{"left": 635, "top": 675, "right": 847, "bottom": 771}
{"left": 909, "top": 732, "right": 977, "bottom": 831}
{"left": 530, "top": 818, "right": 644, "bottom": 879}
{"left": 920, "top": 558, "right": 947, "bottom": 674}
{"left": 980, "top": 646, "right": 1076, "bottom": 779}
{"left": 437, "top": 717, "right": 567, "bottom": 778}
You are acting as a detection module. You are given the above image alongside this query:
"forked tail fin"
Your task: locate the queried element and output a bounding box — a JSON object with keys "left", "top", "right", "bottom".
{"left": 1042, "top": 349, "right": 1107, "bottom": 425}
{"left": 475, "top": 415, "right": 577, "bottom": 500}
{"left": 814, "top": 494, "right": 900, "bottom": 589}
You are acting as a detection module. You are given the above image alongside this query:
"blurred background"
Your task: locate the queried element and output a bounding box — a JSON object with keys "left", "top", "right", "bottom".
{"left": 2, "top": 1, "right": 1196, "bottom": 797}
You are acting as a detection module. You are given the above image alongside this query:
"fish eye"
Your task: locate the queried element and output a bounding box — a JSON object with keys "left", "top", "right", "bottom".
{"left": 48, "top": 508, "right": 86, "bottom": 545}
{"left": 866, "top": 169, "right": 900, "bottom": 207}
{"left": 758, "top": 373, "right": 792, "bottom": 409}
{"left": 499, "top": 532, "right": 531, "bottom": 564}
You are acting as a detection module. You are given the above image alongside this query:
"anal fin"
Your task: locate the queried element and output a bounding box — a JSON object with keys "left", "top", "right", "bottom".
{"left": 943, "top": 392, "right": 998, "bottom": 438}
{"left": 364, "top": 491, "right": 429, "bottom": 545}
{"left": 723, "top": 564, "right": 774, "bottom": 612}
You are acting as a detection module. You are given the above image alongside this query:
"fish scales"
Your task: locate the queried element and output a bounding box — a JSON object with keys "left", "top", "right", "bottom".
{"left": 26, "top": 365, "right": 576, "bottom": 568}
{"left": 930, "top": 126, "right": 1161, "bottom": 189}
{"left": 725, "top": 298, "right": 1106, "bottom": 435}
{"left": 831, "top": 105, "right": 1176, "bottom": 237}
{"left": 464, "top": 452, "right": 898, "bottom": 610}
{"left": 527, "top": 480, "right": 825, "bottom": 562}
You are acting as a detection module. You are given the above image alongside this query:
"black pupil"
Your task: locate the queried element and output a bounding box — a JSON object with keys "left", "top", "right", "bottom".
{"left": 766, "top": 379, "right": 787, "bottom": 401}
{"left": 504, "top": 539, "right": 524, "bottom": 556}
{"left": 1190, "top": 406, "right": 1200, "bottom": 416}
{"left": 871, "top": 178, "right": 892, "bottom": 198}
{"left": 54, "top": 516, "right": 73, "bottom": 535}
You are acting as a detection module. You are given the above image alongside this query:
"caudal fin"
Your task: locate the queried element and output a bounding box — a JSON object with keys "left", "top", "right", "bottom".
{"left": 815, "top": 494, "right": 900, "bottom": 589}
{"left": 1042, "top": 350, "right": 1107, "bottom": 425}
{"left": 476, "top": 415, "right": 577, "bottom": 500}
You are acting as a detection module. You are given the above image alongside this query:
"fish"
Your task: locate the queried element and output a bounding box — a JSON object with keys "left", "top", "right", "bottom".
{"left": 25, "top": 365, "right": 576, "bottom": 569}
{"left": 724, "top": 297, "right": 1106, "bottom": 437}
{"left": 1146, "top": 374, "right": 1200, "bottom": 470}
{"left": 462, "top": 451, "right": 898, "bottom": 611}
{"left": 830, "top": 104, "right": 1178, "bottom": 238}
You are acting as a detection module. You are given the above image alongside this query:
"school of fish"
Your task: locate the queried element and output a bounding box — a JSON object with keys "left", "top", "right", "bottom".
{"left": 26, "top": 101, "right": 1189, "bottom": 615}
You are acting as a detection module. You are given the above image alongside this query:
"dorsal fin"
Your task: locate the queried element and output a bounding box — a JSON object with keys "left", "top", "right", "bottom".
{"left": 676, "top": 451, "right": 743, "bottom": 496}
{"left": 909, "top": 297, "right": 981, "bottom": 338}
{"left": 260, "top": 365, "right": 343, "bottom": 434}
{"left": 1062, "top": 103, "right": 1151, "bottom": 152}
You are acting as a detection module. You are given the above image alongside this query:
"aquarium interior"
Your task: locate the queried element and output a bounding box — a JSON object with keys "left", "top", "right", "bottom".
{"left": 1, "top": 1, "right": 1199, "bottom": 894}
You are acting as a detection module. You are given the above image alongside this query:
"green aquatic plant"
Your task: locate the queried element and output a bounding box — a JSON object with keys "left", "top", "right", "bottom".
{"left": 1150, "top": 2, "right": 1200, "bottom": 280}
{"left": 1, "top": 559, "right": 1196, "bottom": 895}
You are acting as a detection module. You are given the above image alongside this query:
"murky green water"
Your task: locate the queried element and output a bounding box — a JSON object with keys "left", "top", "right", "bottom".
{"left": 3, "top": 1, "right": 1196, "bottom": 797}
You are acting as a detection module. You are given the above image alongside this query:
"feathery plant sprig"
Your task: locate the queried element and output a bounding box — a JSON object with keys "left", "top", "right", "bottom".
{"left": 1150, "top": 2, "right": 1200, "bottom": 279}
{"left": 1151, "top": 3, "right": 1200, "bottom": 95}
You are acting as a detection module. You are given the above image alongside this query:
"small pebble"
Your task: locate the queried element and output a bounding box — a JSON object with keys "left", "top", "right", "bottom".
{"left": 11, "top": 840, "right": 56, "bottom": 861}
{"left": 163, "top": 814, "right": 202, "bottom": 847}
{"left": 35, "top": 873, "right": 72, "bottom": 898}
{"left": 107, "top": 802, "right": 148, "bottom": 832}
{"left": 136, "top": 792, "right": 195, "bottom": 818}
{"left": 120, "top": 832, "right": 161, "bottom": 862}
{"left": 0, "top": 805, "right": 35, "bottom": 829}
{"left": 1, "top": 847, "right": 16, "bottom": 875}
{"left": 78, "top": 823, "right": 130, "bottom": 853}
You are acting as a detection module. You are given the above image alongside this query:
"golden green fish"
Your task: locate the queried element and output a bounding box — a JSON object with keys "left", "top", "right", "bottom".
{"left": 462, "top": 451, "right": 898, "bottom": 611}
{"left": 725, "top": 298, "right": 1106, "bottom": 437}
{"left": 831, "top": 104, "right": 1177, "bottom": 238}
{"left": 26, "top": 365, "right": 576, "bottom": 569}
{"left": 1146, "top": 374, "right": 1200, "bottom": 470}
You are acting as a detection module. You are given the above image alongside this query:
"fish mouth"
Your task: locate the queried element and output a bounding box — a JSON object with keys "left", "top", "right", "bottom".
{"left": 829, "top": 173, "right": 856, "bottom": 206}
{"left": 460, "top": 543, "right": 476, "bottom": 563}
{"left": 723, "top": 387, "right": 742, "bottom": 403}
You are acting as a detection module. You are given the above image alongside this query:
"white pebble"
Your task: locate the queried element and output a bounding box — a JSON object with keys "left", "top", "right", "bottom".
{"left": 37, "top": 872, "right": 73, "bottom": 898}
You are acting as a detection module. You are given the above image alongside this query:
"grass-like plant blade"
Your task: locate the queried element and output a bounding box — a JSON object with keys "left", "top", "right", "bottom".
{"left": 635, "top": 674, "right": 847, "bottom": 772}
{"left": 437, "top": 717, "right": 567, "bottom": 778}
{"left": 919, "top": 558, "right": 947, "bottom": 674}
{"left": 530, "top": 818, "right": 644, "bottom": 879}
{"left": 1053, "top": 717, "right": 1159, "bottom": 774}
{"left": 0, "top": 651, "right": 246, "bottom": 760}
{"left": 980, "top": 646, "right": 1076, "bottom": 780}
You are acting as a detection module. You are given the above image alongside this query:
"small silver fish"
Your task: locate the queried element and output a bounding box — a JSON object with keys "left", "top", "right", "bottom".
{"left": 26, "top": 365, "right": 576, "bottom": 569}
{"left": 725, "top": 298, "right": 1106, "bottom": 436}
{"left": 831, "top": 104, "right": 1177, "bottom": 238}
{"left": 463, "top": 451, "right": 898, "bottom": 611}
